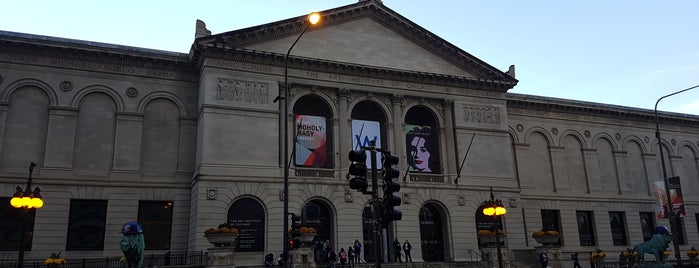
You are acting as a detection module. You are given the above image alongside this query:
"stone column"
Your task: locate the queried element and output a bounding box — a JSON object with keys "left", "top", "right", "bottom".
{"left": 391, "top": 94, "right": 405, "bottom": 172}
{"left": 111, "top": 112, "right": 143, "bottom": 179}
{"left": 338, "top": 89, "right": 350, "bottom": 175}
{"left": 42, "top": 107, "right": 78, "bottom": 172}
{"left": 176, "top": 118, "right": 197, "bottom": 179}
{"left": 442, "top": 99, "right": 457, "bottom": 181}
{"left": 548, "top": 146, "right": 566, "bottom": 191}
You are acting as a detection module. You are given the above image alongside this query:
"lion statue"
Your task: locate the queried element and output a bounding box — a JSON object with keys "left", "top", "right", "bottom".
{"left": 634, "top": 226, "right": 672, "bottom": 264}
{"left": 120, "top": 222, "right": 145, "bottom": 268}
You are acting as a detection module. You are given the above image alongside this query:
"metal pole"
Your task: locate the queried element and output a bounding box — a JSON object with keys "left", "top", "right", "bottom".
{"left": 17, "top": 208, "right": 27, "bottom": 268}
{"left": 283, "top": 24, "right": 310, "bottom": 268}
{"left": 654, "top": 84, "right": 699, "bottom": 266}
{"left": 369, "top": 141, "right": 381, "bottom": 268}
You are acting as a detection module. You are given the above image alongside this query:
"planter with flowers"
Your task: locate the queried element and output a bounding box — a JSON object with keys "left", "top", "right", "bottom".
{"left": 532, "top": 230, "right": 560, "bottom": 245}
{"left": 477, "top": 229, "right": 505, "bottom": 245}
{"left": 621, "top": 248, "right": 638, "bottom": 265}
{"left": 204, "top": 223, "right": 239, "bottom": 247}
{"left": 44, "top": 252, "right": 67, "bottom": 268}
{"left": 660, "top": 250, "right": 670, "bottom": 262}
{"left": 298, "top": 226, "right": 317, "bottom": 243}
{"left": 688, "top": 247, "right": 699, "bottom": 264}
{"left": 589, "top": 248, "right": 606, "bottom": 268}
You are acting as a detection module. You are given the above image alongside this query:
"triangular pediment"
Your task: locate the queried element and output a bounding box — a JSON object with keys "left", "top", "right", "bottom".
{"left": 248, "top": 17, "right": 477, "bottom": 78}
{"left": 194, "top": 0, "right": 517, "bottom": 89}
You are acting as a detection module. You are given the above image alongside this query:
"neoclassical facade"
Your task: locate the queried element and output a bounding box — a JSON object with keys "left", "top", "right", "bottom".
{"left": 1, "top": 0, "right": 698, "bottom": 266}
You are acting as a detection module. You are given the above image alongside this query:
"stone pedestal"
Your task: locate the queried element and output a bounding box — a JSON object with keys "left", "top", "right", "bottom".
{"left": 535, "top": 246, "right": 562, "bottom": 268}
{"left": 207, "top": 247, "right": 235, "bottom": 267}
{"left": 290, "top": 247, "right": 316, "bottom": 268}
{"left": 480, "top": 247, "right": 509, "bottom": 268}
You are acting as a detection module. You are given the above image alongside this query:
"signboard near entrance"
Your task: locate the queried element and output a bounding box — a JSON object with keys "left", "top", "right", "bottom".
{"left": 228, "top": 198, "right": 265, "bottom": 252}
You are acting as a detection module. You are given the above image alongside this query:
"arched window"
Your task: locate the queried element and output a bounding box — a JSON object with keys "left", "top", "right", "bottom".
{"left": 74, "top": 92, "right": 116, "bottom": 174}
{"left": 419, "top": 203, "right": 445, "bottom": 261}
{"left": 302, "top": 200, "right": 334, "bottom": 244}
{"left": 228, "top": 198, "right": 265, "bottom": 252}
{"left": 1, "top": 86, "right": 49, "bottom": 169}
{"left": 293, "top": 95, "right": 333, "bottom": 168}
{"left": 351, "top": 101, "right": 387, "bottom": 169}
{"left": 405, "top": 106, "right": 440, "bottom": 173}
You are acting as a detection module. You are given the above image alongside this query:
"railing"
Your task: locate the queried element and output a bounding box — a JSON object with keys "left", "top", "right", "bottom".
{"left": 0, "top": 251, "right": 207, "bottom": 268}
{"left": 294, "top": 168, "right": 334, "bottom": 178}
{"left": 408, "top": 174, "right": 445, "bottom": 183}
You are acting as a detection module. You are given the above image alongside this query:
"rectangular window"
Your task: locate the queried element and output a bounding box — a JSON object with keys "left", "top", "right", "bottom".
{"left": 640, "top": 212, "right": 655, "bottom": 242}
{"left": 0, "top": 197, "right": 36, "bottom": 251}
{"left": 66, "top": 199, "right": 107, "bottom": 251}
{"left": 608, "top": 212, "right": 627, "bottom": 246}
{"left": 576, "top": 211, "right": 596, "bottom": 246}
{"left": 138, "top": 201, "right": 174, "bottom": 250}
{"left": 541, "top": 209, "right": 562, "bottom": 246}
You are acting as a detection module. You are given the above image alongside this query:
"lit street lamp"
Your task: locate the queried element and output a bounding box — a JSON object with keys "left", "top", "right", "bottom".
{"left": 280, "top": 12, "right": 321, "bottom": 268}
{"left": 654, "top": 84, "right": 699, "bottom": 266}
{"left": 10, "top": 162, "right": 43, "bottom": 268}
{"left": 482, "top": 187, "right": 506, "bottom": 268}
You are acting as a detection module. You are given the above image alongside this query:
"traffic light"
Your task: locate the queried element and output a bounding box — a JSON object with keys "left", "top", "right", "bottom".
{"left": 348, "top": 149, "right": 368, "bottom": 193}
{"left": 382, "top": 153, "right": 402, "bottom": 222}
{"left": 289, "top": 238, "right": 300, "bottom": 250}
{"left": 290, "top": 213, "right": 301, "bottom": 238}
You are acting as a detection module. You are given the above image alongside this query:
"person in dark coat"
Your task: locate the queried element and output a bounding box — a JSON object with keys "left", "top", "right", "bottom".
{"left": 403, "top": 240, "right": 413, "bottom": 262}
{"left": 392, "top": 238, "right": 402, "bottom": 262}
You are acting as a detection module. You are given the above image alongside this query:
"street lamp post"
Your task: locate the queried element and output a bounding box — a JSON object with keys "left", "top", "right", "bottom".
{"left": 482, "top": 187, "right": 506, "bottom": 268}
{"left": 280, "top": 12, "right": 321, "bottom": 268}
{"left": 10, "top": 162, "right": 43, "bottom": 268}
{"left": 654, "top": 84, "right": 699, "bottom": 266}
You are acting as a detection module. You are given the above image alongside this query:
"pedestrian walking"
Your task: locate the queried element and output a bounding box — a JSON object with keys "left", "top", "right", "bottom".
{"left": 353, "top": 239, "right": 363, "bottom": 263}
{"left": 328, "top": 246, "right": 337, "bottom": 268}
{"left": 348, "top": 246, "right": 355, "bottom": 268}
{"left": 339, "top": 248, "right": 347, "bottom": 268}
{"left": 403, "top": 240, "right": 412, "bottom": 262}
{"left": 392, "top": 237, "right": 402, "bottom": 262}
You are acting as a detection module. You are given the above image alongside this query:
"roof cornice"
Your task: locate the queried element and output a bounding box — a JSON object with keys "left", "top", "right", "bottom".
{"left": 199, "top": 47, "right": 515, "bottom": 92}
{"left": 506, "top": 93, "right": 699, "bottom": 127}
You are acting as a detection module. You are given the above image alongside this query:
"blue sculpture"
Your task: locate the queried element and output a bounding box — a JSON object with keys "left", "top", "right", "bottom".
{"left": 634, "top": 226, "right": 672, "bottom": 264}
{"left": 120, "top": 222, "right": 145, "bottom": 268}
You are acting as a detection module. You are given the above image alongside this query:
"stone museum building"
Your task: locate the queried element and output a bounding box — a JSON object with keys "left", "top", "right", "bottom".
{"left": 1, "top": 0, "right": 698, "bottom": 266}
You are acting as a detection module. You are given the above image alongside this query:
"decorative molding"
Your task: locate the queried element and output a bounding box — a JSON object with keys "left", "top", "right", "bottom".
{"left": 206, "top": 188, "right": 217, "bottom": 200}
{"left": 345, "top": 191, "right": 353, "bottom": 203}
{"left": 457, "top": 196, "right": 465, "bottom": 206}
{"left": 217, "top": 78, "right": 269, "bottom": 105}
{"left": 461, "top": 104, "right": 501, "bottom": 125}
{"left": 126, "top": 87, "right": 138, "bottom": 98}
{"left": 59, "top": 80, "right": 73, "bottom": 91}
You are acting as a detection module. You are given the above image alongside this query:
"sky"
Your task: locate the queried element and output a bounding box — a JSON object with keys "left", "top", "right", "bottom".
{"left": 1, "top": 1, "right": 698, "bottom": 114}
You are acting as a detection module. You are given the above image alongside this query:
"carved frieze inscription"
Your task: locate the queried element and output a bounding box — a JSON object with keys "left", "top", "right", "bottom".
{"left": 0, "top": 52, "right": 186, "bottom": 80}
{"left": 462, "top": 104, "right": 501, "bottom": 125}
{"left": 217, "top": 78, "right": 269, "bottom": 105}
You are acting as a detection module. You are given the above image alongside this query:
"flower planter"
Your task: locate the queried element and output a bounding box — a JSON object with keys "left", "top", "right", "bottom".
{"left": 205, "top": 233, "right": 238, "bottom": 247}
{"left": 299, "top": 233, "right": 316, "bottom": 243}
{"left": 478, "top": 235, "right": 505, "bottom": 245}
{"left": 533, "top": 235, "right": 560, "bottom": 245}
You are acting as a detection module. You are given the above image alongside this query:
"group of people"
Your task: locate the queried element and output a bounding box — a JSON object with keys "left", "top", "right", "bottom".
{"left": 392, "top": 238, "right": 413, "bottom": 263}
{"left": 267, "top": 238, "right": 413, "bottom": 267}
{"left": 314, "top": 239, "right": 364, "bottom": 268}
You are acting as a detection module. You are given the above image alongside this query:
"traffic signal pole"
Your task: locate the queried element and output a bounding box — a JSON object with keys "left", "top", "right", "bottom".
{"left": 369, "top": 141, "right": 382, "bottom": 268}
{"left": 348, "top": 140, "right": 402, "bottom": 268}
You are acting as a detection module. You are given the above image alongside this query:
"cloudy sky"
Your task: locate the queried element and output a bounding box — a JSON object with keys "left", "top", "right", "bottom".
{"left": 2, "top": 0, "right": 698, "bottom": 114}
